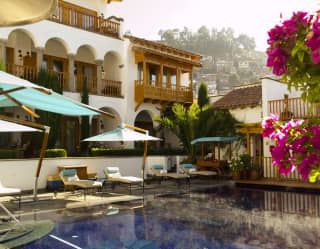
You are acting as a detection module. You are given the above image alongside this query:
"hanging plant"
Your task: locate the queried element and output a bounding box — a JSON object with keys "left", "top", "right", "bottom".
{"left": 266, "top": 11, "right": 320, "bottom": 103}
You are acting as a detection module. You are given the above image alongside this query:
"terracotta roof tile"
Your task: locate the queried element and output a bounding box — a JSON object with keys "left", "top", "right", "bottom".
{"left": 214, "top": 85, "right": 262, "bottom": 109}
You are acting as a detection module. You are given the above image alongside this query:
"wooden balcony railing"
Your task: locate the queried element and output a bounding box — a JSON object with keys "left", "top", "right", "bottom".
{"left": 268, "top": 97, "right": 320, "bottom": 121}
{"left": 135, "top": 80, "right": 193, "bottom": 103}
{"left": 7, "top": 64, "right": 37, "bottom": 82}
{"left": 76, "top": 75, "right": 97, "bottom": 94}
{"left": 255, "top": 156, "right": 301, "bottom": 181}
{"left": 46, "top": 69, "right": 68, "bottom": 91}
{"left": 101, "top": 79, "right": 122, "bottom": 97}
{"left": 48, "top": 1, "right": 120, "bottom": 38}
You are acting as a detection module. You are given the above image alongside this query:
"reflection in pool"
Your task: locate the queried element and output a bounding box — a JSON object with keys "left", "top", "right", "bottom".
{"left": 16, "top": 186, "right": 320, "bottom": 249}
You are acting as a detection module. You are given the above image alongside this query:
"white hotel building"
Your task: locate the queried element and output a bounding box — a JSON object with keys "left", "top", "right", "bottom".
{"left": 0, "top": 0, "right": 201, "bottom": 154}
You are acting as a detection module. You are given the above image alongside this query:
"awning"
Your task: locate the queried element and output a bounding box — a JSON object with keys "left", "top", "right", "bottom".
{"left": 83, "top": 125, "right": 160, "bottom": 142}
{"left": 0, "top": 71, "right": 113, "bottom": 118}
{"left": 191, "top": 137, "right": 237, "bottom": 145}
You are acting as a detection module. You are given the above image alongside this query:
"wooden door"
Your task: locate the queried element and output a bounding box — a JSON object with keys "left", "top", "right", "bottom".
{"left": 5, "top": 47, "right": 14, "bottom": 74}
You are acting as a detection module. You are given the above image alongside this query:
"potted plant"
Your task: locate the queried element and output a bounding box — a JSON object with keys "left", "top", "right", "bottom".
{"left": 230, "top": 158, "right": 243, "bottom": 180}
{"left": 239, "top": 154, "right": 252, "bottom": 179}
{"left": 249, "top": 162, "right": 261, "bottom": 180}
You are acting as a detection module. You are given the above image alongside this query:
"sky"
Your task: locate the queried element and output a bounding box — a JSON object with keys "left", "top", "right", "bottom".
{"left": 108, "top": 0, "right": 319, "bottom": 51}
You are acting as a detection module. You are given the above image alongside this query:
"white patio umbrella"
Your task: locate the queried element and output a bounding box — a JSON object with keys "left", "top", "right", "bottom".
{"left": 83, "top": 124, "right": 160, "bottom": 189}
{"left": 0, "top": 117, "right": 43, "bottom": 224}
{"left": 0, "top": 0, "right": 56, "bottom": 27}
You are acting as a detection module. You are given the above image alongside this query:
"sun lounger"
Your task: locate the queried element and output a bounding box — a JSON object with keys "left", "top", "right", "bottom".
{"left": 104, "top": 167, "right": 143, "bottom": 193}
{"left": 180, "top": 164, "right": 217, "bottom": 177}
{"left": 59, "top": 169, "right": 102, "bottom": 199}
{"left": 0, "top": 181, "right": 21, "bottom": 208}
{"left": 151, "top": 164, "right": 189, "bottom": 184}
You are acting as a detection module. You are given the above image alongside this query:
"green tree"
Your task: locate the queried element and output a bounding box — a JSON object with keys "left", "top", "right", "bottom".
{"left": 198, "top": 82, "right": 209, "bottom": 108}
{"left": 154, "top": 103, "right": 238, "bottom": 161}
{"left": 80, "top": 77, "right": 90, "bottom": 154}
{"left": 33, "top": 69, "right": 62, "bottom": 150}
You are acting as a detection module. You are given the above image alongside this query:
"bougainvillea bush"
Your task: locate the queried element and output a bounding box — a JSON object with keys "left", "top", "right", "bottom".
{"left": 262, "top": 114, "right": 320, "bottom": 182}
{"left": 267, "top": 11, "right": 320, "bottom": 103}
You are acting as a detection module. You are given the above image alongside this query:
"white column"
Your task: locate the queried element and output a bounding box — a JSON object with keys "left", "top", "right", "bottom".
{"left": 35, "top": 47, "right": 44, "bottom": 72}
{"left": 68, "top": 53, "right": 75, "bottom": 92}
{"left": 95, "top": 59, "right": 103, "bottom": 95}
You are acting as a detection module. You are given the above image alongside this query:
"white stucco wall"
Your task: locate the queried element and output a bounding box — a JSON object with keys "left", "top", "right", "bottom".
{"left": 261, "top": 77, "right": 302, "bottom": 158}
{"left": 0, "top": 155, "right": 181, "bottom": 191}
{"left": 230, "top": 106, "right": 262, "bottom": 124}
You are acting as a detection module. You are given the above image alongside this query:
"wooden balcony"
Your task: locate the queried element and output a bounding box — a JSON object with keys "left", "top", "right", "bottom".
{"left": 6, "top": 64, "right": 122, "bottom": 98}
{"left": 268, "top": 97, "right": 320, "bottom": 121}
{"left": 48, "top": 0, "right": 120, "bottom": 38}
{"left": 135, "top": 80, "right": 193, "bottom": 111}
{"left": 101, "top": 79, "right": 122, "bottom": 97}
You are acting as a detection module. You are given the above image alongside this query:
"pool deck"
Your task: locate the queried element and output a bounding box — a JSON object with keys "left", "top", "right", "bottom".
{"left": 0, "top": 179, "right": 229, "bottom": 218}
{"left": 234, "top": 178, "right": 320, "bottom": 190}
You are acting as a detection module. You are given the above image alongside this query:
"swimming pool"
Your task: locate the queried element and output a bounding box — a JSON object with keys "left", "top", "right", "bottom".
{"left": 16, "top": 186, "right": 320, "bottom": 249}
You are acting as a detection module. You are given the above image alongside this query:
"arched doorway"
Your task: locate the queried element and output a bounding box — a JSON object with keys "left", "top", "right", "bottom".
{"left": 134, "top": 110, "right": 154, "bottom": 149}
{"left": 7, "top": 29, "right": 37, "bottom": 81}
{"left": 61, "top": 116, "right": 80, "bottom": 156}
{"left": 44, "top": 38, "right": 69, "bottom": 91}
{"left": 92, "top": 107, "right": 122, "bottom": 148}
{"left": 75, "top": 45, "right": 97, "bottom": 94}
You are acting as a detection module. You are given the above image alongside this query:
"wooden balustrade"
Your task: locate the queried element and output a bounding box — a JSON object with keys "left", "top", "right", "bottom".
{"left": 268, "top": 97, "right": 320, "bottom": 120}
{"left": 49, "top": 1, "right": 120, "bottom": 38}
{"left": 46, "top": 70, "right": 68, "bottom": 91}
{"left": 76, "top": 74, "right": 97, "bottom": 94}
{"left": 101, "top": 79, "right": 122, "bottom": 97}
{"left": 135, "top": 79, "right": 193, "bottom": 103}
{"left": 264, "top": 191, "right": 320, "bottom": 216}
{"left": 7, "top": 64, "right": 37, "bottom": 82}
{"left": 255, "top": 156, "right": 301, "bottom": 181}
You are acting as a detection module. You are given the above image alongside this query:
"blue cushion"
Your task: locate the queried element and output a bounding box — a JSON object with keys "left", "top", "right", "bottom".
{"left": 106, "top": 167, "right": 119, "bottom": 174}
{"left": 183, "top": 164, "right": 193, "bottom": 169}
{"left": 61, "top": 169, "right": 77, "bottom": 176}
{"left": 153, "top": 164, "right": 163, "bottom": 169}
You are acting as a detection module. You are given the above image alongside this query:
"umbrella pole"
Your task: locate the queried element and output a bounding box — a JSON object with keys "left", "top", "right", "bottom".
{"left": 142, "top": 140, "right": 148, "bottom": 193}
{"left": 34, "top": 126, "right": 50, "bottom": 201}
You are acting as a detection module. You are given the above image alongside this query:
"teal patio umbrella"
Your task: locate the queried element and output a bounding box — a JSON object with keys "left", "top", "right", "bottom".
{"left": 83, "top": 124, "right": 160, "bottom": 190}
{"left": 0, "top": 71, "right": 114, "bottom": 200}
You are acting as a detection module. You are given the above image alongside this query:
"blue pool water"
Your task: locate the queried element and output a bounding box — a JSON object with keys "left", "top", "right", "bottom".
{"left": 15, "top": 186, "right": 320, "bottom": 249}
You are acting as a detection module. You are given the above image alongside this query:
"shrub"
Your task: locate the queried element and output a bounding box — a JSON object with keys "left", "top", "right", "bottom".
{"left": 0, "top": 149, "right": 17, "bottom": 159}
{"left": 90, "top": 148, "right": 186, "bottom": 157}
{"left": 45, "top": 149, "right": 67, "bottom": 158}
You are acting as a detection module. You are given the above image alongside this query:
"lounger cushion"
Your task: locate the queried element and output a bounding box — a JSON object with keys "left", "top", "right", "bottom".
{"left": 189, "top": 168, "right": 196, "bottom": 173}
{"left": 106, "top": 167, "right": 120, "bottom": 174}
{"left": 67, "top": 175, "right": 79, "bottom": 182}
{"left": 61, "top": 169, "right": 77, "bottom": 176}
{"left": 183, "top": 164, "right": 193, "bottom": 168}
{"left": 153, "top": 164, "right": 164, "bottom": 169}
{"left": 0, "top": 187, "right": 21, "bottom": 197}
{"left": 160, "top": 169, "right": 167, "bottom": 174}
{"left": 109, "top": 172, "right": 122, "bottom": 179}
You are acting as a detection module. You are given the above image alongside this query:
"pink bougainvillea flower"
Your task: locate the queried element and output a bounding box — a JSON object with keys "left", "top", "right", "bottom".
{"left": 266, "top": 45, "right": 289, "bottom": 76}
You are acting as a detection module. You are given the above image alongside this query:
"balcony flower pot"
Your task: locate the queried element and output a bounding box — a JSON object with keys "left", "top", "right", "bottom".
{"left": 249, "top": 170, "right": 260, "bottom": 180}
{"left": 232, "top": 171, "right": 241, "bottom": 180}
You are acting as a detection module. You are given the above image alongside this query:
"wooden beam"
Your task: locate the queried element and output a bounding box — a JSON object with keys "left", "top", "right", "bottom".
{"left": 0, "top": 87, "right": 25, "bottom": 95}
{"left": 135, "top": 100, "right": 143, "bottom": 112}
{"left": 1, "top": 91, "right": 40, "bottom": 118}
{"left": 246, "top": 133, "right": 251, "bottom": 155}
